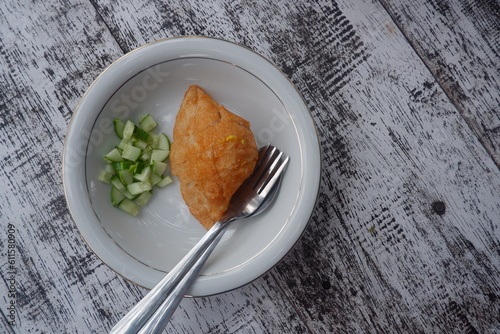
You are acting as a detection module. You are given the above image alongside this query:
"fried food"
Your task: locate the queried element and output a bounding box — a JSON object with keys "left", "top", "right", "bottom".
{"left": 170, "top": 85, "right": 258, "bottom": 229}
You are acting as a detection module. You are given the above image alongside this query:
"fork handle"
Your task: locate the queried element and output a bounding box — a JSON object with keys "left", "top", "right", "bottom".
{"left": 110, "top": 221, "right": 229, "bottom": 334}
{"left": 137, "top": 229, "right": 227, "bottom": 334}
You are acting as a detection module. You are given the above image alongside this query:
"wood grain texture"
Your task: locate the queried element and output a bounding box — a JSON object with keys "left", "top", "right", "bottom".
{"left": 263, "top": 0, "right": 500, "bottom": 332}
{"left": 0, "top": 0, "right": 498, "bottom": 333}
{"left": 0, "top": 0, "right": 138, "bottom": 332}
{"left": 381, "top": 0, "right": 500, "bottom": 167}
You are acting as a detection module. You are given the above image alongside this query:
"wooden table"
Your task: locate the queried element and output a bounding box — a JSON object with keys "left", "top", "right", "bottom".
{"left": 1, "top": 1, "right": 498, "bottom": 333}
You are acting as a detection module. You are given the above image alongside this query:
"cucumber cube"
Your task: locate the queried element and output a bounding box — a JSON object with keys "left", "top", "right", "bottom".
{"left": 112, "top": 161, "right": 133, "bottom": 171}
{"left": 127, "top": 181, "right": 152, "bottom": 196}
{"left": 98, "top": 170, "right": 113, "bottom": 183}
{"left": 152, "top": 161, "right": 168, "bottom": 176}
{"left": 110, "top": 176, "right": 126, "bottom": 192}
{"left": 158, "top": 133, "right": 170, "bottom": 151}
{"left": 134, "top": 127, "right": 149, "bottom": 141}
{"left": 104, "top": 148, "right": 124, "bottom": 162}
{"left": 122, "top": 144, "right": 142, "bottom": 162}
{"left": 136, "top": 191, "right": 153, "bottom": 206}
{"left": 150, "top": 172, "right": 162, "bottom": 186}
{"left": 110, "top": 186, "right": 125, "bottom": 206}
{"left": 118, "top": 199, "right": 140, "bottom": 216}
{"left": 134, "top": 166, "right": 151, "bottom": 182}
{"left": 150, "top": 149, "right": 170, "bottom": 164}
{"left": 103, "top": 163, "right": 115, "bottom": 174}
{"left": 139, "top": 114, "right": 157, "bottom": 132}
{"left": 140, "top": 149, "right": 152, "bottom": 162}
{"left": 116, "top": 169, "right": 134, "bottom": 185}
{"left": 113, "top": 119, "right": 125, "bottom": 139}
{"left": 134, "top": 139, "right": 148, "bottom": 150}
{"left": 157, "top": 175, "right": 173, "bottom": 188}
{"left": 122, "top": 120, "right": 135, "bottom": 140}
{"left": 117, "top": 138, "right": 132, "bottom": 150}
{"left": 129, "top": 161, "right": 145, "bottom": 174}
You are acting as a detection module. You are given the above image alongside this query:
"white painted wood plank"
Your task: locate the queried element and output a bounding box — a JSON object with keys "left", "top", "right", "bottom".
{"left": 165, "top": 275, "right": 310, "bottom": 334}
{"left": 268, "top": 0, "right": 500, "bottom": 332}
{"left": 381, "top": 0, "right": 500, "bottom": 165}
{"left": 0, "top": 0, "right": 138, "bottom": 332}
{"left": 0, "top": 0, "right": 498, "bottom": 333}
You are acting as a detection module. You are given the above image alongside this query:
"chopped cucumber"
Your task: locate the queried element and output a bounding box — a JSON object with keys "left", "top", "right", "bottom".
{"left": 117, "top": 169, "right": 134, "bottom": 185}
{"left": 121, "top": 188, "right": 137, "bottom": 200}
{"left": 104, "top": 163, "right": 115, "bottom": 173}
{"left": 158, "top": 133, "right": 170, "bottom": 151}
{"left": 98, "top": 169, "right": 113, "bottom": 183}
{"left": 138, "top": 114, "right": 148, "bottom": 123}
{"left": 134, "top": 127, "right": 149, "bottom": 141}
{"left": 147, "top": 132, "right": 160, "bottom": 149}
{"left": 134, "top": 166, "right": 151, "bottom": 182}
{"left": 134, "top": 139, "right": 148, "bottom": 150}
{"left": 114, "top": 119, "right": 125, "bottom": 139}
{"left": 139, "top": 114, "right": 157, "bottom": 132}
{"left": 118, "top": 199, "right": 140, "bottom": 216}
{"left": 104, "top": 148, "right": 124, "bottom": 162}
{"left": 150, "top": 172, "right": 162, "bottom": 186}
{"left": 136, "top": 191, "right": 153, "bottom": 206}
{"left": 129, "top": 162, "right": 145, "bottom": 174}
{"left": 117, "top": 138, "right": 132, "bottom": 150}
{"left": 140, "top": 148, "right": 152, "bottom": 162}
{"left": 122, "top": 144, "right": 142, "bottom": 161}
{"left": 112, "top": 161, "right": 133, "bottom": 171}
{"left": 152, "top": 161, "right": 167, "bottom": 176}
{"left": 111, "top": 186, "right": 125, "bottom": 206}
{"left": 98, "top": 163, "right": 116, "bottom": 183}
{"left": 98, "top": 115, "right": 174, "bottom": 216}
{"left": 110, "top": 176, "right": 126, "bottom": 192}
{"left": 123, "top": 120, "right": 135, "bottom": 140}
{"left": 157, "top": 175, "right": 173, "bottom": 188}
{"left": 151, "top": 149, "right": 169, "bottom": 164}
{"left": 127, "top": 181, "right": 152, "bottom": 196}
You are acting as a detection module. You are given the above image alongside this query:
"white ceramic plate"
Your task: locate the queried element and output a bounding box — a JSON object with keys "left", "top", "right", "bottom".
{"left": 63, "top": 36, "right": 321, "bottom": 296}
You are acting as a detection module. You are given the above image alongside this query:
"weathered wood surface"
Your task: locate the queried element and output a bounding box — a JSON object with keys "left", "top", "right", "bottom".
{"left": 0, "top": 0, "right": 498, "bottom": 333}
{"left": 381, "top": 0, "right": 500, "bottom": 166}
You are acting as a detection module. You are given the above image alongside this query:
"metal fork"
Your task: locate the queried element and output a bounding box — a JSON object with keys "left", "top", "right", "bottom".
{"left": 110, "top": 144, "right": 289, "bottom": 334}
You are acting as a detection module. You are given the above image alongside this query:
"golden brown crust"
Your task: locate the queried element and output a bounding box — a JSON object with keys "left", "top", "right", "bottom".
{"left": 170, "top": 85, "right": 258, "bottom": 229}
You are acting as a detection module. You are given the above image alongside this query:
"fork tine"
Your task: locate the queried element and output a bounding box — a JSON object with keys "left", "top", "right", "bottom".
{"left": 252, "top": 148, "right": 283, "bottom": 190}
{"left": 257, "top": 155, "right": 289, "bottom": 196}
{"left": 249, "top": 144, "right": 278, "bottom": 183}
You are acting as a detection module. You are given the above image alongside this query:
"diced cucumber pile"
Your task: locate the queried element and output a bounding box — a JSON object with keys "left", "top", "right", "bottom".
{"left": 98, "top": 114, "right": 173, "bottom": 216}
